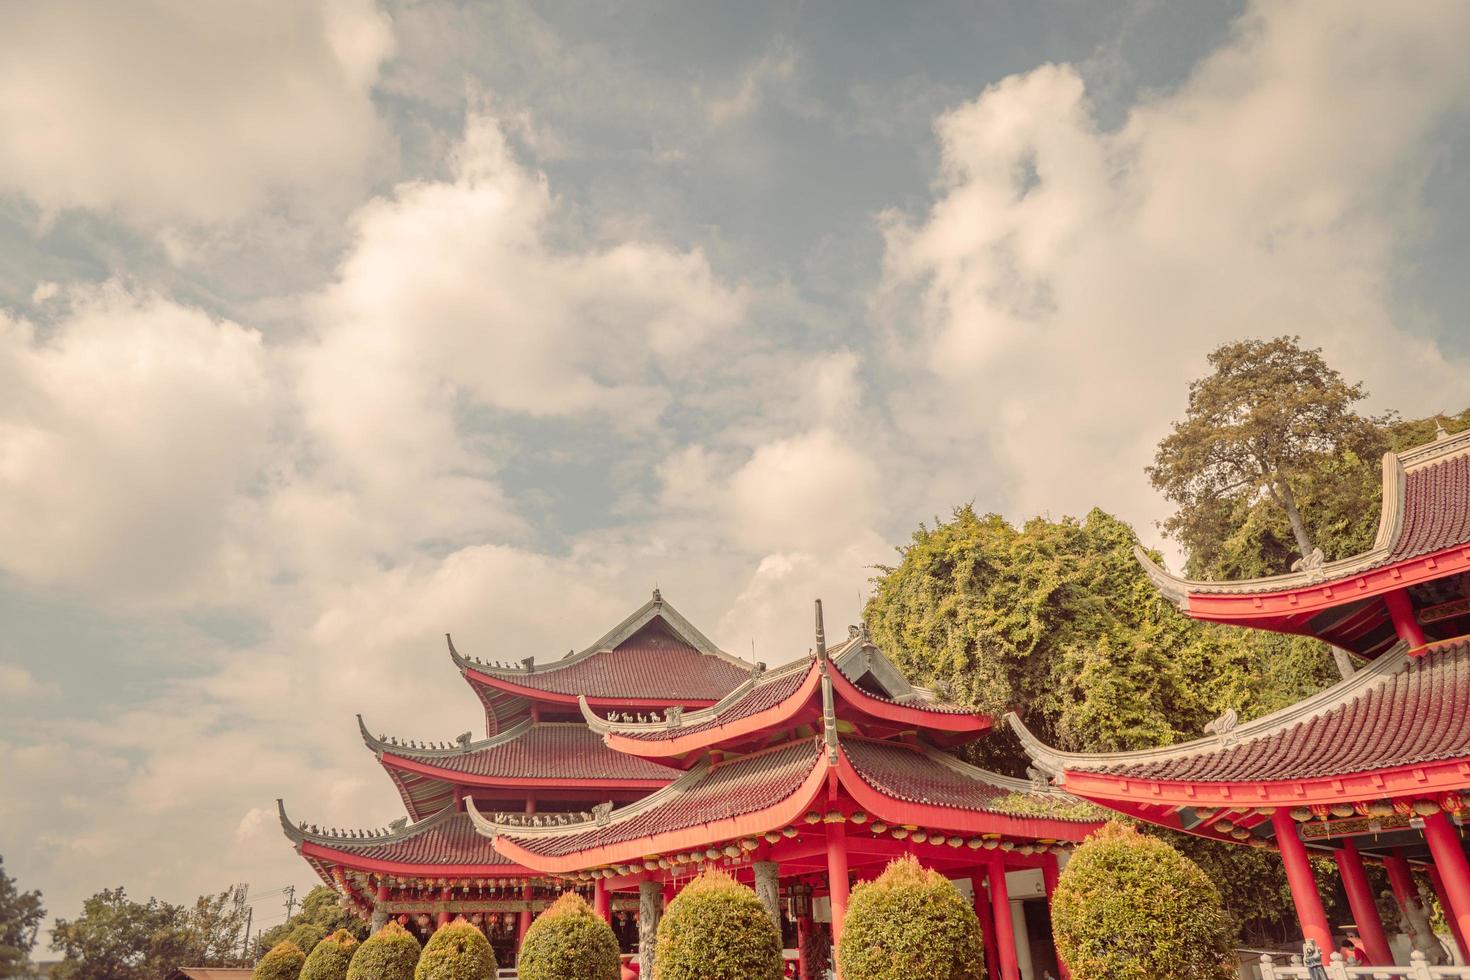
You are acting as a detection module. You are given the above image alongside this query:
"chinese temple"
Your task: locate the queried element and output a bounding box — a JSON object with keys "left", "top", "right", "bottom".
{"left": 1014, "top": 424, "right": 1470, "bottom": 968}
{"left": 281, "top": 591, "right": 1101, "bottom": 978}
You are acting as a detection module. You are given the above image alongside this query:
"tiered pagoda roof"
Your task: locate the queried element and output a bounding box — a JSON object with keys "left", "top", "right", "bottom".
{"left": 359, "top": 717, "right": 676, "bottom": 821}
{"left": 1011, "top": 635, "right": 1470, "bottom": 853}
{"left": 1137, "top": 426, "right": 1470, "bottom": 657}
{"left": 279, "top": 802, "right": 523, "bottom": 878}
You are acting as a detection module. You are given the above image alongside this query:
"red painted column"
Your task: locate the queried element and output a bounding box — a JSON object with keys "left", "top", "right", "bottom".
{"left": 594, "top": 877, "right": 611, "bottom": 922}
{"left": 1272, "top": 809, "right": 1334, "bottom": 953}
{"left": 1424, "top": 811, "right": 1470, "bottom": 954}
{"left": 1385, "top": 588, "right": 1427, "bottom": 648}
{"left": 1429, "top": 864, "right": 1470, "bottom": 963}
{"left": 972, "top": 873, "right": 1000, "bottom": 980}
{"left": 796, "top": 914, "right": 811, "bottom": 980}
{"left": 437, "top": 886, "right": 452, "bottom": 928}
{"left": 1335, "top": 840, "right": 1393, "bottom": 965}
{"left": 1042, "top": 852, "right": 1071, "bottom": 979}
{"left": 1385, "top": 849, "right": 1418, "bottom": 908}
{"left": 518, "top": 795, "right": 536, "bottom": 946}
{"left": 988, "top": 855, "right": 1020, "bottom": 980}
{"left": 826, "top": 820, "right": 850, "bottom": 973}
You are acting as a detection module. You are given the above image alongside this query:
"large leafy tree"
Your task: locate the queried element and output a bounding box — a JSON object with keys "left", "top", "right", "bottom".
{"left": 52, "top": 885, "right": 251, "bottom": 980}
{"left": 0, "top": 857, "right": 45, "bottom": 978}
{"left": 1149, "top": 336, "right": 1387, "bottom": 570}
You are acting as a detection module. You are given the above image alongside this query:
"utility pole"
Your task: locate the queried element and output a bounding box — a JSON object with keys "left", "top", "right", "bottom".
{"left": 240, "top": 905, "right": 253, "bottom": 963}
{"left": 283, "top": 885, "right": 297, "bottom": 922}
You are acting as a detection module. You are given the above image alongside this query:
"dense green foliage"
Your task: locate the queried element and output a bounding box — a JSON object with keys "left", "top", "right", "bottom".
{"left": 865, "top": 505, "right": 1337, "bottom": 769}
{"left": 253, "top": 941, "right": 307, "bottom": 980}
{"left": 654, "top": 870, "right": 782, "bottom": 980}
{"left": 1052, "top": 823, "right": 1233, "bottom": 980}
{"left": 837, "top": 855, "right": 982, "bottom": 980}
{"left": 288, "top": 923, "right": 330, "bottom": 958}
{"left": 301, "top": 929, "right": 360, "bottom": 980}
{"left": 414, "top": 919, "right": 495, "bottom": 980}
{"left": 258, "top": 885, "right": 368, "bottom": 958}
{"left": 347, "top": 921, "right": 422, "bottom": 980}
{"left": 0, "top": 857, "right": 44, "bottom": 978}
{"left": 52, "top": 885, "right": 250, "bottom": 980}
{"left": 517, "top": 892, "right": 620, "bottom": 980}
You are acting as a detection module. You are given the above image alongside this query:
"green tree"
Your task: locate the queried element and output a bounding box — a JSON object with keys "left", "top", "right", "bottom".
{"left": 0, "top": 857, "right": 44, "bottom": 978}
{"left": 183, "top": 885, "right": 250, "bottom": 966}
{"left": 654, "top": 870, "right": 782, "bottom": 980}
{"left": 1148, "top": 336, "right": 1387, "bottom": 568}
{"left": 257, "top": 885, "right": 366, "bottom": 958}
{"left": 51, "top": 889, "right": 191, "bottom": 980}
{"left": 301, "top": 929, "right": 360, "bottom": 980}
{"left": 1052, "top": 822, "right": 1233, "bottom": 980}
{"left": 837, "top": 855, "right": 982, "bottom": 980}
{"left": 253, "top": 941, "right": 306, "bottom": 980}
{"left": 516, "top": 892, "right": 620, "bottom": 980}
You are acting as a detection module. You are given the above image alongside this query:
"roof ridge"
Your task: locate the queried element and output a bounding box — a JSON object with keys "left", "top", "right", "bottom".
{"left": 580, "top": 656, "right": 814, "bottom": 736}
{"left": 360, "top": 713, "right": 536, "bottom": 759}
{"left": 279, "top": 798, "right": 462, "bottom": 847}
{"left": 1011, "top": 641, "right": 1417, "bottom": 776}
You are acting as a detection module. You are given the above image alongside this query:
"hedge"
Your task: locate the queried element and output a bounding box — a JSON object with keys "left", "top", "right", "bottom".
{"left": 1052, "top": 821, "right": 1234, "bottom": 980}
{"left": 254, "top": 941, "right": 307, "bottom": 980}
{"left": 301, "top": 928, "right": 360, "bottom": 980}
{"left": 415, "top": 918, "right": 496, "bottom": 980}
{"left": 347, "top": 920, "right": 423, "bottom": 980}
{"left": 837, "top": 854, "right": 983, "bottom": 980}
{"left": 654, "top": 869, "right": 782, "bottom": 980}
{"left": 288, "top": 922, "right": 330, "bottom": 957}
{"left": 517, "top": 892, "right": 621, "bottom": 980}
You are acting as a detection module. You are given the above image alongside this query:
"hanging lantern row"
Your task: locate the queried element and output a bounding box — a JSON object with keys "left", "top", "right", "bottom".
{"left": 1287, "top": 794, "right": 1466, "bottom": 824}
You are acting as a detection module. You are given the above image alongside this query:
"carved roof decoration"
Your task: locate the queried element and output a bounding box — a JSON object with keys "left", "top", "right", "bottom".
{"left": 1010, "top": 635, "right": 1470, "bottom": 785}
{"left": 450, "top": 592, "right": 754, "bottom": 702}
{"left": 278, "top": 800, "right": 517, "bottom": 869}
{"left": 1136, "top": 426, "right": 1470, "bottom": 601}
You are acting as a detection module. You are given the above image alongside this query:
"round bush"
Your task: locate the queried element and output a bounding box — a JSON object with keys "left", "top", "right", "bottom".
{"left": 348, "top": 920, "right": 422, "bottom": 980}
{"left": 289, "top": 922, "right": 330, "bottom": 956}
{"left": 254, "top": 941, "right": 307, "bottom": 980}
{"left": 518, "top": 892, "right": 621, "bottom": 980}
{"left": 654, "top": 869, "right": 782, "bottom": 980}
{"left": 302, "top": 928, "right": 361, "bottom": 980}
{"left": 415, "top": 918, "right": 496, "bottom": 980}
{"left": 1053, "top": 821, "right": 1233, "bottom": 980}
{"left": 837, "top": 854, "right": 983, "bottom": 980}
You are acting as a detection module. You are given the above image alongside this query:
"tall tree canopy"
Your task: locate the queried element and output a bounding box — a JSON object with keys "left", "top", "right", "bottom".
{"left": 1148, "top": 336, "right": 1386, "bottom": 570}
{"left": 0, "top": 857, "right": 44, "bottom": 978}
{"left": 51, "top": 885, "right": 250, "bottom": 980}
{"left": 256, "top": 885, "right": 366, "bottom": 959}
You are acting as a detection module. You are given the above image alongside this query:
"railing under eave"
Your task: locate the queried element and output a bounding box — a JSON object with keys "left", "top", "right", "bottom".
{"left": 1258, "top": 950, "right": 1470, "bottom": 979}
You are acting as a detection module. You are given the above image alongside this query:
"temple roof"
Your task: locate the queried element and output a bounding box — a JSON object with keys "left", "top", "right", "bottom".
{"left": 278, "top": 801, "right": 518, "bottom": 872}
{"left": 1138, "top": 425, "right": 1470, "bottom": 600}
{"left": 1012, "top": 635, "right": 1470, "bottom": 789}
{"left": 578, "top": 636, "right": 986, "bottom": 764}
{"left": 360, "top": 716, "right": 676, "bottom": 819}
{"left": 452, "top": 592, "right": 754, "bottom": 704}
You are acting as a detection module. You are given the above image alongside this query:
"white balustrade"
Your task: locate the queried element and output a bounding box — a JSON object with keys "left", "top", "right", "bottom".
{"left": 1258, "top": 950, "right": 1470, "bottom": 979}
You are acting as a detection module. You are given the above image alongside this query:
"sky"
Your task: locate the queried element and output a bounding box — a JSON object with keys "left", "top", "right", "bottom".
{"left": 2, "top": 0, "right": 1469, "bottom": 941}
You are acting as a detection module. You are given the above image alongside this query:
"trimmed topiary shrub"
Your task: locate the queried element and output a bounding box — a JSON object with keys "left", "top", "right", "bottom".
{"left": 288, "top": 922, "right": 330, "bottom": 957}
{"left": 348, "top": 920, "right": 422, "bottom": 980}
{"left": 1053, "top": 821, "right": 1234, "bottom": 980}
{"left": 837, "top": 854, "right": 983, "bottom": 980}
{"left": 302, "top": 928, "right": 360, "bottom": 980}
{"left": 517, "top": 892, "right": 620, "bottom": 980}
{"left": 414, "top": 918, "right": 495, "bottom": 980}
{"left": 254, "top": 940, "right": 307, "bottom": 980}
{"left": 654, "top": 869, "right": 782, "bottom": 980}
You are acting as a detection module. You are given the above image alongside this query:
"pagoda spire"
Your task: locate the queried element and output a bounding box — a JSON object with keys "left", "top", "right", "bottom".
{"left": 815, "top": 598, "right": 827, "bottom": 661}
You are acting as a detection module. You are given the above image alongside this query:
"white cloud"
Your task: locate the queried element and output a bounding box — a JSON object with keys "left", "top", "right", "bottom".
{"left": 0, "top": 284, "right": 272, "bottom": 602}
{"left": 0, "top": 0, "right": 393, "bottom": 228}
{"left": 0, "top": 665, "right": 58, "bottom": 700}
{"left": 879, "top": 0, "right": 1470, "bottom": 540}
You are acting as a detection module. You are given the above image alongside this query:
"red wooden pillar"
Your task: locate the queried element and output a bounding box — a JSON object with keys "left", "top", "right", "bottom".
{"left": 1385, "top": 849, "right": 1418, "bottom": 908}
{"left": 826, "top": 820, "right": 850, "bottom": 976}
{"left": 1424, "top": 812, "right": 1470, "bottom": 954}
{"left": 1042, "top": 852, "right": 1070, "bottom": 979}
{"left": 1335, "top": 839, "right": 1393, "bottom": 965}
{"left": 594, "top": 877, "right": 611, "bottom": 922}
{"left": 1271, "top": 809, "right": 1334, "bottom": 953}
{"left": 971, "top": 873, "right": 1000, "bottom": 980}
{"left": 437, "top": 886, "right": 452, "bottom": 928}
{"left": 1385, "top": 588, "right": 1426, "bottom": 648}
{"left": 796, "top": 914, "right": 811, "bottom": 980}
{"left": 988, "top": 855, "right": 1020, "bottom": 980}
{"left": 1429, "top": 864, "right": 1470, "bottom": 962}
{"left": 518, "top": 795, "right": 536, "bottom": 945}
